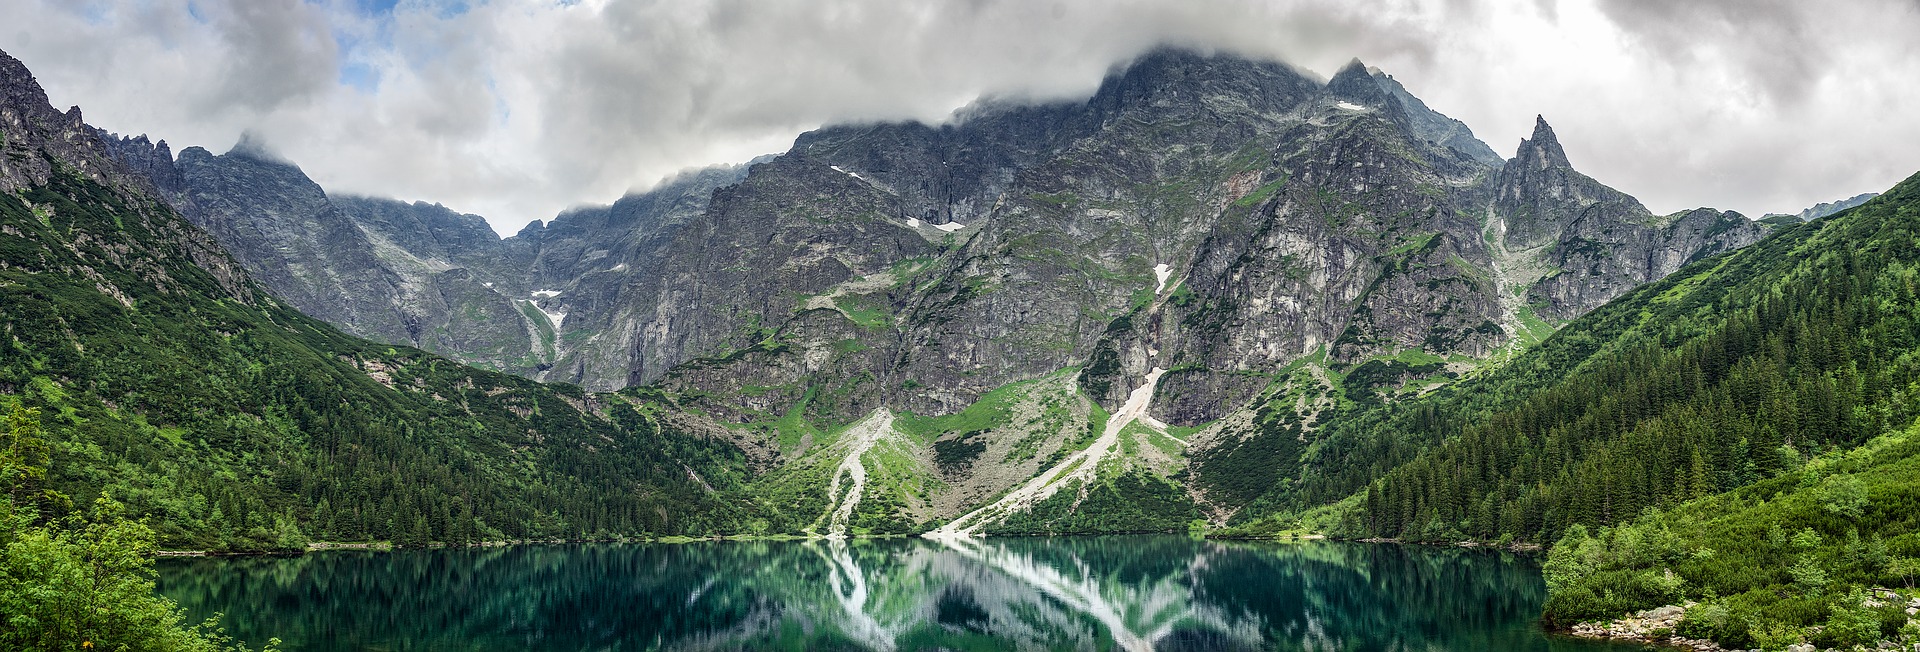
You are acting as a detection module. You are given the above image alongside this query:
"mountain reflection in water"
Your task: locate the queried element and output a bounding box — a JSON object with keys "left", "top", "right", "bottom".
{"left": 156, "top": 537, "right": 1653, "bottom": 651}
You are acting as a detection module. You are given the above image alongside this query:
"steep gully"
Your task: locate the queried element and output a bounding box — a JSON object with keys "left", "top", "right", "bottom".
{"left": 821, "top": 409, "right": 900, "bottom": 538}
{"left": 931, "top": 271, "right": 1176, "bottom": 537}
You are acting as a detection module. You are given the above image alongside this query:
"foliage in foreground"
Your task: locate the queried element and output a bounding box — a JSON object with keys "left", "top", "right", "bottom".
{"left": 1541, "top": 420, "right": 1920, "bottom": 649}
{"left": 1, "top": 405, "right": 272, "bottom": 651}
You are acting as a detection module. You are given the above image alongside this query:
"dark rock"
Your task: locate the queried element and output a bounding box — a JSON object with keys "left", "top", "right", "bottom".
{"left": 97, "top": 47, "right": 1768, "bottom": 425}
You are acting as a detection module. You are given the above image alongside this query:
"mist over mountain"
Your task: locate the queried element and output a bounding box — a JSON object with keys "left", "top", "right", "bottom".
{"left": 80, "top": 45, "right": 1776, "bottom": 541}
{"left": 8, "top": 19, "right": 1920, "bottom": 650}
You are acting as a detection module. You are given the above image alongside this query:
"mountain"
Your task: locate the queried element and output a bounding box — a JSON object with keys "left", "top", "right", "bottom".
{"left": 1295, "top": 173, "right": 1920, "bottom": 649}
{"left": 1759, "top": 191, "right": 1879, "bottom": 225}
{"left": 13, "top": 34, "right": 1918, "bottom": 651}
{"left": 96, "top": 133, "right": 757, "bottom": 379}
{"left": 1329, "top": 177, "right": 1920, "bottom": 543}
{"left": 0, "top": 48, "right": 742, "bottom": 550}
{"left": 1492, "top": 116, "right": 1764, "bottom": 320}
{"left": 91, "top": 47, "right": 1773, "bottom": 536}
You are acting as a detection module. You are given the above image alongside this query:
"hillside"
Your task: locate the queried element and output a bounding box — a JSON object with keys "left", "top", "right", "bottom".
{"left": 88, "top": 48, "right": 1776, "bottom": 537}
{"left": 1322, "top": 173, "right": 1920, "bottom": 544}
{"left": 1206, "top": 173, "right": 1920, "bottom": 647}
{"left": 0, "top": 49, "right": 744, "bottom": 551}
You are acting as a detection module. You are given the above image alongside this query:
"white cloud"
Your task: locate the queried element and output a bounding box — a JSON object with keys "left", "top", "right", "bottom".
{"left": 2, "top": 0, "right": 1916, "bottom": 234}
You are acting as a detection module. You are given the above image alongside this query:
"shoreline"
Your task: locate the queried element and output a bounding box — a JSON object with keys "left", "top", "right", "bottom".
{"left": 148, "top": 532, "right": 907, "bottom": 557}
{"left": 149, "top": 530, "right": 1554, "bottom": 558}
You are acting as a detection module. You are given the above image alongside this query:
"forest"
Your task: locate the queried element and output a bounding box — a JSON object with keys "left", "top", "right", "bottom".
{"left": 0, "top": 168, "right": 754, "bottom": 552}
{"left": 1217, "top": 173, "right": 1920, "bottom": 648}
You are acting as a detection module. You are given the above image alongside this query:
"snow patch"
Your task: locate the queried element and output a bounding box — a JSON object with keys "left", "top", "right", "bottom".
{"left": 535, "top": 304, "right": 567, "bottom": 330}
{"left": 1335, "top": 101, "right": 1368, "bottom": 111}
{"left": 830, "top": 165, "right": 871, "bottom": 183}
{"left": 530, "top": 289, "right": 562, "bottom": 298}
{"left": 907, "top": 218, "right": 921, "bottom": 228}
{"left": 934, "top": 222, "right": 964, "bottom": 233}
{"left": 1152, "top": 263, "right": 1172, "bottom": 294}
{"left": 608, "top": 263, "right": 627, "bottom": 272}
{"left": 481, "top": 282, "right": 494, "bottom": 289}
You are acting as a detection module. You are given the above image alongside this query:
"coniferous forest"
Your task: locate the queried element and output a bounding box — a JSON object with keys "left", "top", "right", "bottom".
{"left": 1218, "top": 174, "right": 1920, "bottom": 648}
{"left": 0, "top": 171, "right": 754, "bottom": 552}
{"left": 3, "top": 26, "right": 1920, "bottom": 650}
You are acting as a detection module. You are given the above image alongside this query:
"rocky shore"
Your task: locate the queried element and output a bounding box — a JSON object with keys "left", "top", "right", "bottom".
{"left": 1569, "top": 604, "right": 1725, "bottom": 651}
{"left": 1570, "top": 592, "right": 1920, "bottom": 652}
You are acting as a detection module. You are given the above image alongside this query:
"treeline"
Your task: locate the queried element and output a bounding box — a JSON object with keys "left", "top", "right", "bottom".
{"left": 1341, "top": 174, "right": 1920, "bottom": 543}
{"left": 1539, "top": 421, "right": 1920, "bottom": 648}
{"left": 1, "top": 169, "right": 755, "bottom": 551}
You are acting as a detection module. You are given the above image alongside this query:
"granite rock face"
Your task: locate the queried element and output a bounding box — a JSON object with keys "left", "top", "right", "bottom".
{"left": 1, "top": 49, "right": 255, "bottom": 302}
{"left": 95, "top": 128, "right": 753, "bottom": 380}
{"left": 1, "top": 52, "right": 146, "bottom": 196}
{"left": 99, "top": 48, "right": 1765, "bottom": 423}
{"left": 168, "top": 145, "right": 419, "bottom": 344}
{"left": 1492, "top": 117, "right": 1765, "bottom": 320}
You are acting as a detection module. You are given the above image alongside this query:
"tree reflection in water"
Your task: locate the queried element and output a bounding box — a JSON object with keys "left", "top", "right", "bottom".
{"left": 156, "top": 537, "right": 1653, "bottom": 651}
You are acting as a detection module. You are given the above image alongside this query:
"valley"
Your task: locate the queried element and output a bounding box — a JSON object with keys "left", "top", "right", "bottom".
{"left": 2, "top": 28, "right": 1917, "bottom": 652}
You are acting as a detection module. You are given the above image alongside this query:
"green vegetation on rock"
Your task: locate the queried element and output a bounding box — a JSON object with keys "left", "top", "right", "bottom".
{"left": 0, "top": 168, "right": 747, "bottom": 552}
{"left": 3, "top": 406, "right": 274, "bottom": 651}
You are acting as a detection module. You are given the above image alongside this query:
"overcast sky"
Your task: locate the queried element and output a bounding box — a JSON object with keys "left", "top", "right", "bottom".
{"left": 3, "top": 0, "right": 1917, "bottom": 235}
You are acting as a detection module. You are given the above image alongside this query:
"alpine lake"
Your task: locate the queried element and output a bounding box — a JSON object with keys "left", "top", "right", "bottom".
{"left": 156, "top": 536, "right": 1660, "bottom": 651}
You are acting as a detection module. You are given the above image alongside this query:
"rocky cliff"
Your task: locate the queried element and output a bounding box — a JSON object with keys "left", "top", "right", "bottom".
{"left": 3, "top": 46, "right": 736, "bottom": 546}
{"left": 1491, "top": 117, "right": 1764, "bottom": 320}
{"left": 86, "top": 47, "right": 1775, "bottom": 533}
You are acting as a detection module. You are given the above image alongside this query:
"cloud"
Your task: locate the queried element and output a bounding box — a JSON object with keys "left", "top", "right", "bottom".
{"left": 1, "top": 0, "right": 1917, "bottom": 233}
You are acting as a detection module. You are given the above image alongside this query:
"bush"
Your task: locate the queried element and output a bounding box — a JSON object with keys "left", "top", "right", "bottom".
{"left": 0, "top": 408, "right": 273, "bottom": 652}
{"left": 1810, "top": 591, "right": 1881, "bottom": 648}
{"left": 0, "top": 495, "right": 276, "bottom": 652}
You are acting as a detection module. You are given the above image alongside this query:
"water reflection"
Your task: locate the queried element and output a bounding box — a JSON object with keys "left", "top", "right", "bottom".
{"left": 155, "top": 537, "right": 1650, "bottom": 651}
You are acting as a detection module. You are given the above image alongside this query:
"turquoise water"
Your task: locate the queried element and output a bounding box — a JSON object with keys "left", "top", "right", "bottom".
{"left": 155, "top": 537, "right": 1654, "bottom": 651}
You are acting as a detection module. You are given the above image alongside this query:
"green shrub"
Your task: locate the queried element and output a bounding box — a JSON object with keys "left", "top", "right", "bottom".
{"left": 2, "top": 409, "right": 272, "bottom": 651}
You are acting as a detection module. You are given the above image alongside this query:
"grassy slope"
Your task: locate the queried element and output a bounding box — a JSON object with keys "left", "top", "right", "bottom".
{"left": 1223, "top": 172, "right": 1920, "bottom": 542}
{"left": 1219, "top": 172, "right": 1920, "bottom": 648}
{"left": 2, "top": 159, "right": 749, "bottom": 551}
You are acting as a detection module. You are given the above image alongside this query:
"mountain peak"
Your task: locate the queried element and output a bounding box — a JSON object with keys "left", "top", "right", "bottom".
{"left": 0, "top": 48, "right": 51, "bottom": 114}
{"left": 1327, "top": 57, "right": 1390, "bottom": 107}
{"left": 1, "top": 47, "right": 143, "bottom": 194}
{"left": 1531, "top": 114, "right": 1555, "bottom": 140}
{"left": 225, "top": 129, "right": 291, "bottom": 165}
{"left": 1516, "top": 114, "right": 1571, "bottom": 169}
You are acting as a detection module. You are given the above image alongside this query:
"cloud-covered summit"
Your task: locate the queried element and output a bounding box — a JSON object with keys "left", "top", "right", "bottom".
{"left": 2, "top": 0, "right": 1915, "bottom": 235}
